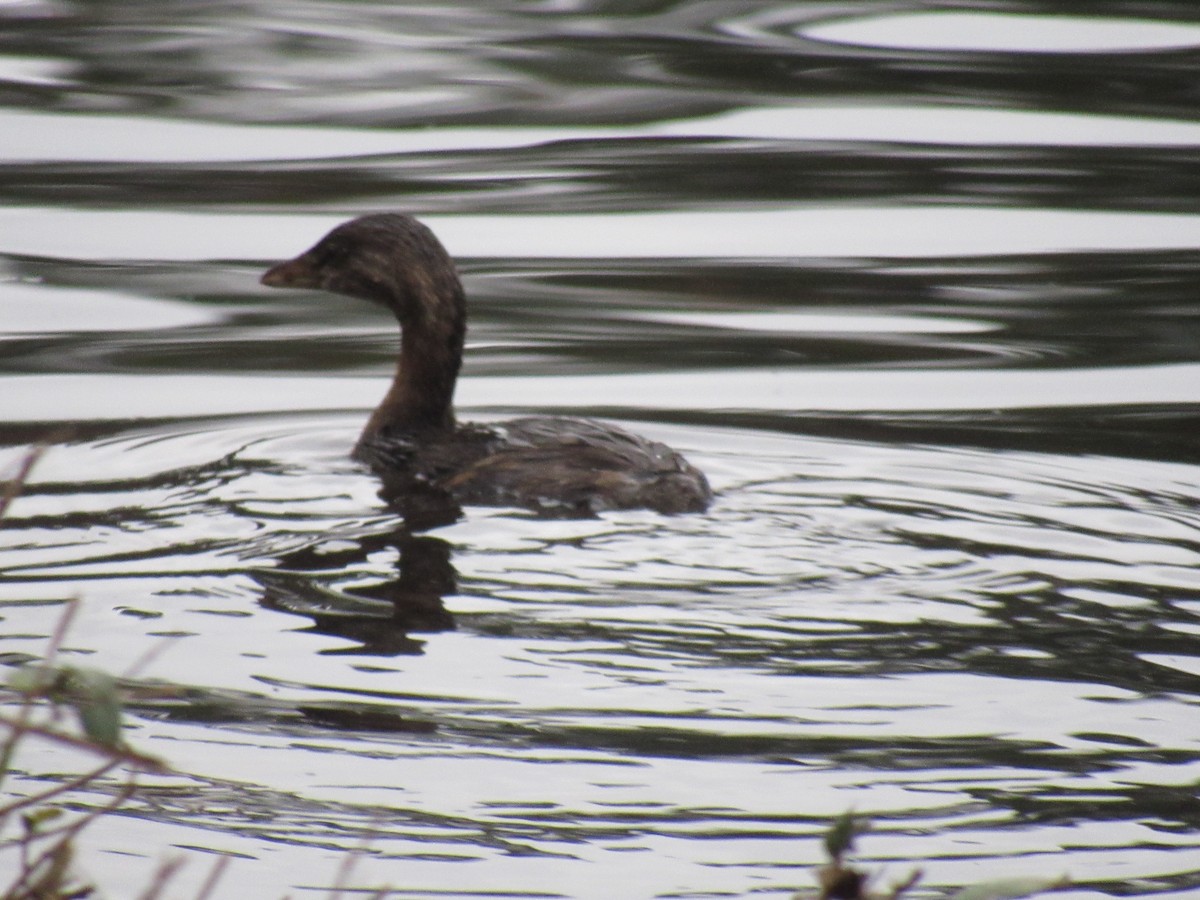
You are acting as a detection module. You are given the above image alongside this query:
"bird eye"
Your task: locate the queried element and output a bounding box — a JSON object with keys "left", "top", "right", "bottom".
{"left": 316, "top": 237, "right": 351, "bottom": 267}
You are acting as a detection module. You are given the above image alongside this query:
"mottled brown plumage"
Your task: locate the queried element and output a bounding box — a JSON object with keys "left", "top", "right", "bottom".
{"left": 262, "top": 214, "right": 711, "bottom": 518}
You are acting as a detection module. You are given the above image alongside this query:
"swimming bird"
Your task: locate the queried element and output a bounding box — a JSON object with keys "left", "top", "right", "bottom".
{"left": 261, "top": 214, "right": 710, "bottom": 518}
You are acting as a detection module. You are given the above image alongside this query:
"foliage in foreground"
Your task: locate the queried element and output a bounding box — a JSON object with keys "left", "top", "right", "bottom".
{"left": 4, "top": 445, "right": 1071, "bottom": 899}
{"left": 800, "top": 811, "right": 1069, "bottom": 900}
{"left": 0, "top": 444, "right": 168, "bottom": 899}
{"left": 0, "top": 600, "right": 169, "bottom": 899}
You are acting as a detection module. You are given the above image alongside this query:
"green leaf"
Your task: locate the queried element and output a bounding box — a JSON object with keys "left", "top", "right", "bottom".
{"left": 77, "top": 694, "right": 122, "bottom": 747}
{"left": 823, "top": 811, "right": 867, "bottom": 860}
{"left": 23, "top": 806, "right": 64, "bottom": 833}
{"left": 8, "top": 663, "right": 56, "bottom": 695}
{"left": 61, "top": 667, "right": 123, "bottom": 747}
{"left": 951, "top": 874, "right": 1070, "bottom": 900}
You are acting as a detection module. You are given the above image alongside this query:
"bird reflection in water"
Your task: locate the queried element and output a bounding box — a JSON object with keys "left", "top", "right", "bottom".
{"left": 259, "top": 507, "right": 458, "bottom": 658}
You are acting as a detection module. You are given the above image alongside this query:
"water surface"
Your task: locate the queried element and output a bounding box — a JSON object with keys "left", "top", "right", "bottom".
{"left": 2, "top": 2, "right": 1200, "bottom": 898}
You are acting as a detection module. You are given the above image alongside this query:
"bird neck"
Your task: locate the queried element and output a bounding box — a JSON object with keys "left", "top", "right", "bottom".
{"left": 361, "top": 285, "right": 465, "bottom": 440}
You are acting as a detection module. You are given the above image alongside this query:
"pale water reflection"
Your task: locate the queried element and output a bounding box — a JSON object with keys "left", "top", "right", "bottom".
{"left": 2, "top": 1, "right": 1200, "bottom": 898}
{"left": 10, "top": 207, "right": 1200, "bottom": 260}
{"left": 804, "top": 12, "right": 1200, "bottom": 53}
{"left": 11, "top": 104, "right": 1200, "bottom": 165}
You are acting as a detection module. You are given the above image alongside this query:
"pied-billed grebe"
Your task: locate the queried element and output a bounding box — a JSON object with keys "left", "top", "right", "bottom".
{"left": 261, "top": 214, "right": 711, "bottom": 517}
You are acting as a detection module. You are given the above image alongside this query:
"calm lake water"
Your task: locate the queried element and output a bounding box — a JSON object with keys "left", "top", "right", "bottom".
{"left": 3, "top": 2, "right": 1200, "bottom": 898}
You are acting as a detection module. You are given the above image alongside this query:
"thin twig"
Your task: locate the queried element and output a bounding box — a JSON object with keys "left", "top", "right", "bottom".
{"left": 192, "top": 855, "right": 231, "bottom": 900}
{"left": 0, "top": 758, "right": 124, "bottom": 822}
{"left": 7, "top": 774, "right": 138, "bottom": 898}
{"left": 0, "top": 442, "right": 49, "bottom": 521}
{"left": 135, "top": 855, "right": 187, "bottom": 900}
{"left": 888, "top": 868, "right": 923, "bottom": 899}
{"left": 0, "top": 712, "right": 166, "bottom": 772}
{"left": 328, "top": 812, "right": 387, "bottom": 900}
{"left": 43, "top": 597, "right": 82, "bottom": 667}
{"left": 123, "top": 632, "right": 181, "bottom": 680}
{"left": 0, "top": 681, "right": 35, "bottom": 795}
